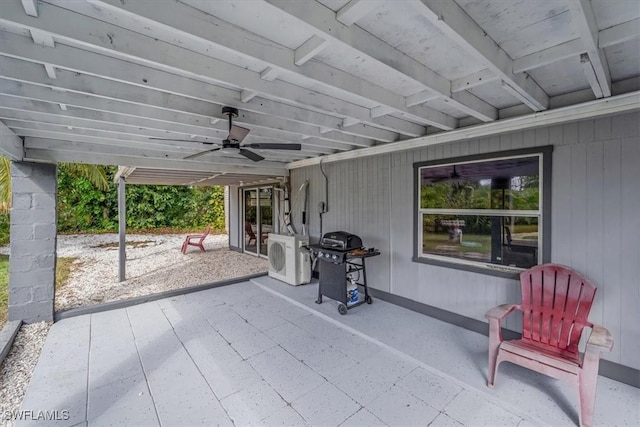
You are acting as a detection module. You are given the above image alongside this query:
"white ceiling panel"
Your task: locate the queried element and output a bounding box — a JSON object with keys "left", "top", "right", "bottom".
{"left": 355, "top": 1, "right": 485, "bottom": 80}
{"left": 591, "top": 0, "right": 640, "bottom": 30}
{"left": 468, "top": 80, "right": 523, "bottom": 110}
{"left": 180, "top": 0, "right": 312, "bottom": 50}
{"left": 0, "top": 0, "right": 637, "bottom": 184}
{"left": 313, "top": 46, "right": 426, "bottom": 98}
{"left": 605, "top": 39, "right": 640, "bottom": 81}
{"left": 456, "top": 0, "right": 578, "bottom": 59}
{"left": 527, "top": 56, "right": 592, "bottom": 97}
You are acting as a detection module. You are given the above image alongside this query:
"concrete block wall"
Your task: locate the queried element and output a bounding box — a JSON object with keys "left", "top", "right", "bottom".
{"left": 8, "top": 161, "right": 57, "bottom": 323}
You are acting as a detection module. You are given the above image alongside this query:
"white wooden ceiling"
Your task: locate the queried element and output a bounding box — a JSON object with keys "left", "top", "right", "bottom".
{"left": 0, "top": 0, "right": 639, "bottom": 185}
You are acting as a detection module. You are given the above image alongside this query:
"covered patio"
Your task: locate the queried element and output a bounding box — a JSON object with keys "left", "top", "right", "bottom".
{"left": 1, "top": 0, "right": 639, "bottom": 425}
{"left": 18, "top": 276, "right": 638, "bottom": 426}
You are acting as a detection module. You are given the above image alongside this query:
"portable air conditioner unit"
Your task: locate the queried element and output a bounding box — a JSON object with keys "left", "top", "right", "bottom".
{"left": 267, "top": 233, "right": 311, "bottom": 286}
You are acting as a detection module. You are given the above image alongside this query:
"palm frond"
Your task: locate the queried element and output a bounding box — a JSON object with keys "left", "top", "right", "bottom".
{"left": 0, "top": 157, "right": 10, "bottom": 212}
{"left": 60, "top": 163, "right": 109, "bottom": 190}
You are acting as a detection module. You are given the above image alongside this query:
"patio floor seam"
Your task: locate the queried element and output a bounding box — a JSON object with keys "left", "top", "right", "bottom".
{"left": 84, "top": 316, "right": 92, "bottom": 425}
{"left": 157, "top": 302, "right": 236, "bottom": 424}
{"left": 124, "top": 306, "right": 163, "bottom": 427}
{"left": 251, "top": 279, "right": 538, "bottom": 426}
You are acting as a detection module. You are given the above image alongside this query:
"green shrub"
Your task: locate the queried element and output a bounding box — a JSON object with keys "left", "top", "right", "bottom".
{"left": 0, "top": 213, "right": 8, "bottom": 246}
{"left": 57, "top": 166, "right": 226, "bottom": 233}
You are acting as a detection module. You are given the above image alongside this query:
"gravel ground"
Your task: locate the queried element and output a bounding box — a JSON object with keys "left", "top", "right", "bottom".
{"left": 0, "top": 233, "right": 267, "bottom": 425}
{"left": 51, "top": 233, "right": 267, "bottom": 311}
{"left": 0, "top": 322, "right": 52, "bottom": 427}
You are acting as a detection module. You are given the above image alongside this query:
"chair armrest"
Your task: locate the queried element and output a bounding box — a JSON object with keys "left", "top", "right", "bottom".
{"left": 586, "top": 323, "right": 614, "bottom": 353}
{"left": 485, "top": 304, "right": 519, "bottom": 321}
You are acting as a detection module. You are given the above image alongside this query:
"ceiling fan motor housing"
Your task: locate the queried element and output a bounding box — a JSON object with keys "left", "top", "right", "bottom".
{"left": 222, "top": 106, "right": 239, "bottom": 118}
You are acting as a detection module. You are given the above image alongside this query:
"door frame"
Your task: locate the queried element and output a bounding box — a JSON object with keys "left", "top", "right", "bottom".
{"left": 241, "top": 185, "right": 278, "bottom": 258}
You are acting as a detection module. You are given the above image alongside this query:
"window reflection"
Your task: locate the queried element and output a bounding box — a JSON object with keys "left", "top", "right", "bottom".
{"left": 418, "top": 155, "right": 542, "bottom": 270}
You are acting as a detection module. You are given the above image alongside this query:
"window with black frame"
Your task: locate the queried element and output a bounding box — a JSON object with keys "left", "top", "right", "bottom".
{"left": 415, "top": 148, "right": 551, "bottom": 273}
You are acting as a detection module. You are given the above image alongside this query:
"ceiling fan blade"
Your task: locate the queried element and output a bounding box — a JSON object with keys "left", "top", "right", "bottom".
{"left": 239, "top": 148, "right": 265, "bottom": 162}
{"left": 430, "top": 176, "right": 449, "bottom": 183}
{"left": 229, "top": 125, "right": 250, "bottom": 142}
{"left": 243, "top": 143, "right": 301, "bottom": 150}
{"left": 150, "top": 138, "right": 218, "bottom": 143}
{"left": 184, "top": 147, "right": 221, "bottom": 160}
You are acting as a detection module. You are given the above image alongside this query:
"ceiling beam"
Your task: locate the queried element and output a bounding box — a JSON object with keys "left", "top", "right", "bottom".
{"left": 43, "top": 63, "right": 56, "bottom": 79}
{"left": 113, "top": 166, "right": 135, "bottom": 182}
{"left": 413, "top": 0, "right": 549, "bottom": 111}
{"left": 513, "top": 39, "right": 584, "bottom": 74}
{"left": 514, "top": 15, "right": 640, "bottom": 74}
{"left": 0, "top": 94, "right": 357, "bottom": 156}
{"left": 568, "top": 0, "right": 611, "bottom": 98}
{"left": 17, "top": 130, "right": 313, "bottom": 161}
{"left": 294, "top": 35, "right": 328, "bottom": 66}
{"left": 0, "top": 109, "right": 221, "bottom": 146}
{"left": 0, "top": 95, "right": 227, "bottom": 140}
{"left": 4, "top": 118, "right": 321, "bottom": 158}
{"left": 0, "top": 27, "right": 394, "bottom": 144}
{"left": 24, "top": 143, "right": 289, "bottom": 176}
{"left": 580, "top": 53, "right": 603, "bottom": 99}
{"left": 451, "top": 69, "right": 500, "bottom": 93}
{"left": 0, "top": 59, "right": 375, "bottom": 148}
{"left": 0, "top": 0, "right": 406, "bottom": 139}
{"left": 599, "top": 17, "right": 640, "bottom": 48}
{"left": 29, "top": 29, "right": 54, "bottom": 47}
{"left": 21, "top": 0, "right": 38, "bottom": 17}
{"left": 264, "top": 0, "right": 493, "bottom": 123}
{"left": 0, "top": 120, "right": 24, "bottom": 160}
{"left": 260, "top": 67, "right": 279, "bottom": 81}
{"left": 288, "top": 91, "right": 640, "bottom": 169}
{"left": 67, "top": 0, "right": 448, "bottom": 132}
{"left": 336, "top": 0, "right": 381, "bottom": 26}
{"left": 240, "top": 90, "right": 258, "bottom": 103}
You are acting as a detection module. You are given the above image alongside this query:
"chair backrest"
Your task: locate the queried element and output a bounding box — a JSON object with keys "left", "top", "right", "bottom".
{"left": 504, "top": 226, "right": 512, "bottom": 247}
{"left": 200, "top": 224, "right": 211, "bottom": 241}
{"left": 519, "top": 264, "right": 596, "bottom": 355}
{"left": 244, "top": 221, "right": 256, "bottom": 238}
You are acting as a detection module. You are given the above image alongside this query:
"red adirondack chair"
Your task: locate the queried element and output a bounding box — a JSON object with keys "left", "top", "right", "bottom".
{"left": 486, "top": 264, "right": 613, "bottom": 427}
{"left": 245, "top": 221, "right": 257, "bottom": 246}
{"left": 181, "top": 224, "right": 211, "bottom": 254}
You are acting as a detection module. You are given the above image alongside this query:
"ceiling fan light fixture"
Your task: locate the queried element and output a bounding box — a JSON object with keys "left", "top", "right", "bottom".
{"left": 221, "top": 146, "right": 240, "bottom": 155}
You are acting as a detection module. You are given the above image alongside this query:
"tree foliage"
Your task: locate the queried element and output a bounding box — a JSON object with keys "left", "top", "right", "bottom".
{"left": 57, "top": 166, "right": 226, "bottom": 232}
{"left": 0, "top": 161, "right": 226, "bottom": 242}
{"left": 421, "top": 177, "right": 539, "bottom": 235}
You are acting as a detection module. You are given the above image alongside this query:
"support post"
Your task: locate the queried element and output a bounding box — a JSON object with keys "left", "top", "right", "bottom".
{"left": 118, "top": 176, "right": 126, "bottom": 282}
{"left": 8, "top": 162, "right": 57, "bottom": 323}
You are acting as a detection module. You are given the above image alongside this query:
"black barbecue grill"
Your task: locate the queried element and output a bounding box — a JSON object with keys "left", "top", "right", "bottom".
{"left": 310, "top": 231, "right": 380, "bottom": 314}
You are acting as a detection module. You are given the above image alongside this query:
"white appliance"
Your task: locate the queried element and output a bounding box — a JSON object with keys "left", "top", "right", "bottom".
{"left": 267, "top": 233, "right": 311, "bottom": 286}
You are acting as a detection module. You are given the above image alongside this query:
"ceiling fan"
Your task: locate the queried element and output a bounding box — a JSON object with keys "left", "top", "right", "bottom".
{"left": 151, "top": 106, "right": 301, "bottom": 162}
{"left": 430, "top": 165, "right": 462, "bottom": 183}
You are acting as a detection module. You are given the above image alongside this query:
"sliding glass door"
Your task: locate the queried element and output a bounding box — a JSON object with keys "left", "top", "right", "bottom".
{"left": 243, "top": 186, "right": 274, "bottom": 257}
{"left": 243, "top": 189, "right": 258, "bottom": 255}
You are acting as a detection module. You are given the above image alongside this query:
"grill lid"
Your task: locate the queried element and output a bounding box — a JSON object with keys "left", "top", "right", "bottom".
{"left": 320, "top": 231, "right": 363, "bottom": 251}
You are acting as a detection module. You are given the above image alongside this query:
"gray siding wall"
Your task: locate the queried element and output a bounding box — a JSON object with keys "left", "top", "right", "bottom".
{"left": 290, "top": 111, "right": 640, "bottom": 370}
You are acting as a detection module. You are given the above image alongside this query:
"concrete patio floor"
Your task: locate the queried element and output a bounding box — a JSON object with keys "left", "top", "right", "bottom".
{"left": 17, "top": 276, "right": 639, "bottom": 426}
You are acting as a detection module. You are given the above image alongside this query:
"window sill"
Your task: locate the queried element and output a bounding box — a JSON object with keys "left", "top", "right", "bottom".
{"left": 412, "top": 256, "right": 522, "bottom": 279}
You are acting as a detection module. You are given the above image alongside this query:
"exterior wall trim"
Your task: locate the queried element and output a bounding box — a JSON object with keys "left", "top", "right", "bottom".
{"left": 288, "top": 91, "right": 640, "bottom": 169}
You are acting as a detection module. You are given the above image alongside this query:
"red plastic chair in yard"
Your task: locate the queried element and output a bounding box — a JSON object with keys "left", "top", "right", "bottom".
{"left": 486, "top": 263, "right": 613, "bottom": 427}
{"left": 181, "top": 224, "right": 211, "bottom": 254}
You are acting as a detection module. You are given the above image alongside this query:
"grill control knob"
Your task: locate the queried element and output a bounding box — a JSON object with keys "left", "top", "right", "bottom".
{"left": 332, "top": 254, "right": 339, "bottom": 261}
{"left": 317, "top": 251, "right": 323, "bottom": 257}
